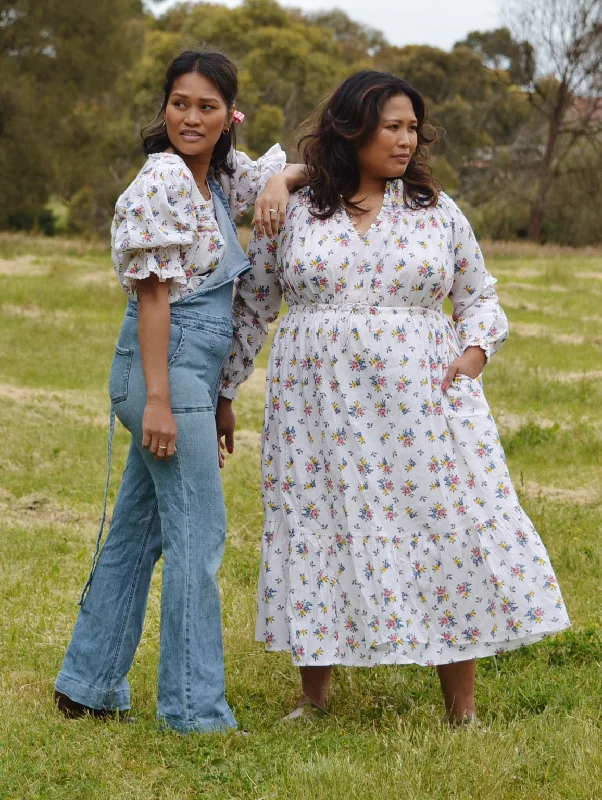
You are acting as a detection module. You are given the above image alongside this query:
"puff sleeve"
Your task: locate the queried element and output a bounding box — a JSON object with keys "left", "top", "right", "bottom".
{"left": 111, "top": 159, "right": 196, "bottom": 297}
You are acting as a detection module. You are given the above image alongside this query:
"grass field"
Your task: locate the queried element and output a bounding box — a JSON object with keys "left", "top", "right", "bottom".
{"left": 1, "top": 233, "right": 601, "bottom": 799}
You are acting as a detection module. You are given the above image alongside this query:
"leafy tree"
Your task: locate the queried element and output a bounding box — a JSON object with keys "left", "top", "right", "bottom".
{"left": 376, "top": 42, "right": 529, "bottom": 194}
{"left": 1, "top": 0, "right": 601, "bottom": 244}
{"left": 0, "top": 0, "right": 144, "bottom": 230}
{"left": 306, "top": 9, "right": 386, "bottom": 64}
{"left": 455, "top": 27, "right": 535, "bottom": 85}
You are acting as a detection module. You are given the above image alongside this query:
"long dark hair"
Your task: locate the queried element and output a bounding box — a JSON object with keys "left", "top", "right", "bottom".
{"left": 300, "top": 71, "right": 439, "bottom": 218}
{"left": 142, "top": 49, "right": 238, "bottom": 177}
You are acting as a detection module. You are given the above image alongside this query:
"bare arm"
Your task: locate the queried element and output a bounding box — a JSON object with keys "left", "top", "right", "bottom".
{"left": 137, "top": 274, "right": 178, "bottom": 459}
{"left": 253, "top": 163, "right": 307, "bottom": 237}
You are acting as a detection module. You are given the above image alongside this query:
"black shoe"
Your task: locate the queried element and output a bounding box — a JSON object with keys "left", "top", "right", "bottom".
{"left": 54, "top": 690, "right": 135, "bottom": 723}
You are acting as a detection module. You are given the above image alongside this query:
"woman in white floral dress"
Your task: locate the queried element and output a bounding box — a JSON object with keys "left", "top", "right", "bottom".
{"left": 221, "top": 71, "right": 570, "bottom": 723}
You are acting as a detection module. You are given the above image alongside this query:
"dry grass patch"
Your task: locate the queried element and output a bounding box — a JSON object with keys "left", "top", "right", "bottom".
{"left": 522, "top": 481, "right": 600, "bottom": 505}
{"left": 0, "top": 383, "right": 108, "bottom": 428}
{"left": 498, "top": 296, "right": 559, "bottom": 315}
{"left": 234, "top": 429, "right": 262, "bottom": 449}
{"left": 0, "top": 488, "right": 97, "bottom": 528}
{"left": 495, "top": 411, "right": 559, "bottom": 434}
{"left": 493, "top": 266, "right": 544, "bottom": 278}
{"left": 1, "top": 303, "right": 74, "bottom": 322}
{"left": 77, "top": 269, "right": 118, "bottom": 288}
{"left": 0, "top": 255, "right": 48, "bottom": 276}
{"left": 510, "top": 322, "right": 585, "bottom": 345}
{"left": 242, "top": 368, "right": 268, "bottom": 396}
{"left": 500, "top": 293, "right": 600, "bottom": 324}
{"left": 548, "top": 369, "right": 602, "bottom": 384}
{"left": 504, "top": 281, "right": 570, "bottom": 294}
{"left": 575, "top": 270, "right": 602, "bottom": 280}
{"left": 0, "top": 231, "right": 106, "bottom": 253}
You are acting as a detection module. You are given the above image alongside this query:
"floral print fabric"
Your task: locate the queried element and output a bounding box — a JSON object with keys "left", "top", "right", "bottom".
{"left": 111, "top": 145, "right": 285, "bottom": 302}
{"left": 222, "top": 184, "right": 570, "bottom": 666}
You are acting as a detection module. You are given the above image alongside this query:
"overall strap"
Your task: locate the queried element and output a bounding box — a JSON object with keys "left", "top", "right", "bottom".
{"left": 208, "top": 176, "right": 238, "bottom": 235}
{"left": 78, "top": 406, "right": 116, "bottom": 606}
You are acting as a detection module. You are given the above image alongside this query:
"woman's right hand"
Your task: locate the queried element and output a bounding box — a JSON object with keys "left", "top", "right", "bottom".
{"left": 142, "top": 402, "right": 178, "bottom": 460}
{"left": 215, "top": 396, "right": 236, "bottom": 469}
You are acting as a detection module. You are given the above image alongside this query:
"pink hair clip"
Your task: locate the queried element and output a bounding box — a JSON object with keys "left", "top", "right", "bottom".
{"left": 232, "top": 110, "right": 245, "bottom": 124}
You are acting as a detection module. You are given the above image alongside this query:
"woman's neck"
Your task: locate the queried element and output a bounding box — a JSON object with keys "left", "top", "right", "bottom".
{"left": 179, "top": 153, "right": 211, "bottom": 190}
{"left": 350, "top": 175, "right": 387, "bottom": 206}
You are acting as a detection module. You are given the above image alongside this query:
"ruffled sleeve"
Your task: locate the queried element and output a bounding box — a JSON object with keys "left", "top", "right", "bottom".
{"left": 111, "top": 157, "right": 197, "bottom": 295}
{"left": 218, "top": 144, "right": 286, "bottom": 220}
{"left": 219, "top": 228, "right": 283, "bottom": 399}
{"left": 445, "top": 195, "right": 509, "bottom": 362}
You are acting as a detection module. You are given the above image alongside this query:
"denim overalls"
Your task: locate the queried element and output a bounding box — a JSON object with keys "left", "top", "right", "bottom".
{"left": 55, "top": 180, "right": 249, "bottom": 733}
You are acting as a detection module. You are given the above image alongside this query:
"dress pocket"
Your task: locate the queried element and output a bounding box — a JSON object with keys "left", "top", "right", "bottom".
{"left": 445, "top": 373, "right": 488, "bottom": 417}
{"left": 109, "top": 345, "right": 133, "bottom": 404}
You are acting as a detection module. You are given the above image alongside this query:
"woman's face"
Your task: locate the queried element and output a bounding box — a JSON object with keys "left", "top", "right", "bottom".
{"left": 356, "top": 94, "right": 418, "bottom": 182}
{"left": 164, "top": 72, "right": 232, "bottom": 159}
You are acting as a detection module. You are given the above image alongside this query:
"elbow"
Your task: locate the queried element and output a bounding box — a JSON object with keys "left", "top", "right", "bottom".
{"left": 137, "top": 274, "right": 170, "bottom": 305}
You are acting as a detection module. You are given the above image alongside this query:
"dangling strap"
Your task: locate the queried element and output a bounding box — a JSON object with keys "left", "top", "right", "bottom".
{"left": 78, "top": 406, "right": 116, "bottom": 606}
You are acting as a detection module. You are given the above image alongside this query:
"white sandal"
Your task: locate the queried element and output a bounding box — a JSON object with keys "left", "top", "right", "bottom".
{"left": 281, "top": 697, "right": 327, "bottom": 721}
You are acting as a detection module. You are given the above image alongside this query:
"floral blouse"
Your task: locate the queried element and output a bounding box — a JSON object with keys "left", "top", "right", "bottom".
{"left": 111, "top": 145, "right": 286, "bottom": 303}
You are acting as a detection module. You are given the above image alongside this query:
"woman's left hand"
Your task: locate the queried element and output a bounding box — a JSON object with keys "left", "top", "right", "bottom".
{"left": 253, "top": 173, "right": 290, "bottom": 238}
{"left": 216, "top": 396, "right": 236, "bottom": 469}
{"left": 442, "top": 346, "right": 487, "bottom": 391}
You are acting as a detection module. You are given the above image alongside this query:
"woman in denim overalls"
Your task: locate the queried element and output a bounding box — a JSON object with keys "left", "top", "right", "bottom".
{"left": 54, "top": 49, "right": 300, "bottom": 733}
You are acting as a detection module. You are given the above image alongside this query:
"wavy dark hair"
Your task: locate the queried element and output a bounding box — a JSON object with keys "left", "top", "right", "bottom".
{"left": 300, "top": 71, "right": 439, "bottom": 218}
{"left": 141, "top": 49, "right": 238, "bottom": 177}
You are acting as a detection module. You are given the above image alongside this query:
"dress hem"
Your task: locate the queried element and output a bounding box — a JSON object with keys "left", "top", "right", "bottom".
{"left": 255, "top": 623, "right": 570, "bottom": 667}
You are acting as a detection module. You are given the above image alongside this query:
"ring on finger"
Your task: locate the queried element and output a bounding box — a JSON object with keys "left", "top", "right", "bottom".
{"left": 158, "top": 445, "right": 168, "bottom": 451}
{"left": 268, "top": 208, "right": 278, "bottom": 216}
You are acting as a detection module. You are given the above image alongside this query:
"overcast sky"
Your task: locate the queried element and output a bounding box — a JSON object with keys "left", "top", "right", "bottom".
{"left": 152, "top": 0, "right": 504, "bottom": 51}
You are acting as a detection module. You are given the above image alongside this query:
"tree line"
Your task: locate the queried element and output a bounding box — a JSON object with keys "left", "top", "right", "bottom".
{"left": 1, "top": 0, "right": 600, "bottom": 244}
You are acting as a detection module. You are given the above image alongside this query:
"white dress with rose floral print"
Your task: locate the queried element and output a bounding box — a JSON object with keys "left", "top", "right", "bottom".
{"left": 111, "top": 145, "right": 285, "bottom": 301}
{"left": 221, "top": 184, "right": 570, "bottom": 667}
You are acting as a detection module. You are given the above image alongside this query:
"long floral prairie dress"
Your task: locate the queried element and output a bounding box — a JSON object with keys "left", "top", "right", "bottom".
{"left": 220, "top": 184, "right": 570, "bottom": 666}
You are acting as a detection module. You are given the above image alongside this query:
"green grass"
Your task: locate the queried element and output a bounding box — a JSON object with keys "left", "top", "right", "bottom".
{"left": 1, "top": 233, "right": 602, "bottom": 800}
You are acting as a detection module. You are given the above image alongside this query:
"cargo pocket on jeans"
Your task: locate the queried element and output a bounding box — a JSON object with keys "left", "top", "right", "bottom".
{"left": 109, "top": 345, "right": 133, "bottom": 404}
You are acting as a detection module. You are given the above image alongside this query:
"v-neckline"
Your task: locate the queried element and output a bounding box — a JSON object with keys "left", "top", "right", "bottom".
{"left": 343, "top": 181, "right": 390, "bottom": 240}
{"left": 191, "top": 179, "right": 213, "bottom": 206}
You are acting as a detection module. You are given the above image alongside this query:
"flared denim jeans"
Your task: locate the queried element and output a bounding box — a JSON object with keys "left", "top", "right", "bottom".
{"left": 56, "top": 182, "right": 248, "bottom": 732}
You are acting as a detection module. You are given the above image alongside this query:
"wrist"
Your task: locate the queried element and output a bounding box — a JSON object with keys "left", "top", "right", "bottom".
{"left": 282, "top": 164, "right": 306, "bottom": 191}
{"left": 146, "top": 392, "right": 171, "bottom": 407}
{"left": 465, "top": 346, "right": 487, "bottom": 367}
